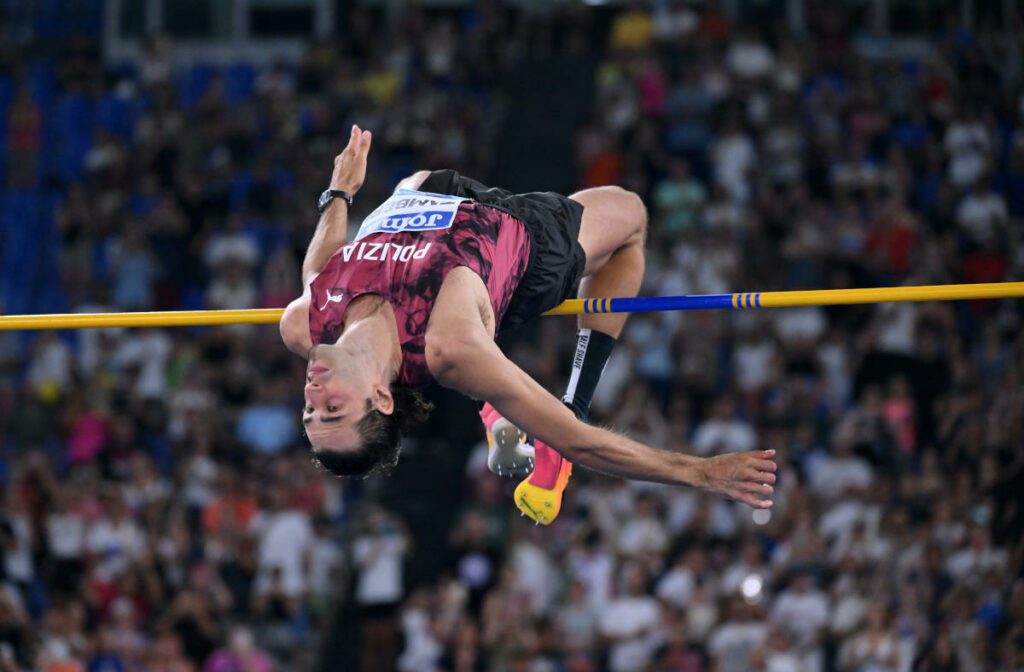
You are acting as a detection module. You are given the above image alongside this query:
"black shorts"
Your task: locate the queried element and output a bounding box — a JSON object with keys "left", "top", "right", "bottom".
{"left": 418, "top": 169, "right": 586, "bottom": 329}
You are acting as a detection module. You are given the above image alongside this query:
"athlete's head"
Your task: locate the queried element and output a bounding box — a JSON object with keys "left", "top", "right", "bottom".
{"left": 303, "top": 352, "right": 431, "bottom": 478}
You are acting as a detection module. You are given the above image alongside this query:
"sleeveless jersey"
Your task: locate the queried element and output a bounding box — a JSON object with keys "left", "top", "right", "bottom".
{"left": 308, "top": 199, "right": 531, "bottom": 388}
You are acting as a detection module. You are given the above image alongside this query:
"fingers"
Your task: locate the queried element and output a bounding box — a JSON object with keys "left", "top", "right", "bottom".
{"left": 744, "top": 467, "right": 776, "bottom": 484}
{"left": 351, "top": 124, "right": 372, "bottom": 153}
{"left": 342, "top": 124, "right": 359, "bottom": 153}
{"left": 734, "top": 490, "right": 773, "bottom": 508}
{"left": 738, "top": 479, "right": 774, "bottom": 496}
{"left": 331, "top": 125, "right": 372, "bottom": 193}
{"left": 734, "top": 449, "right": 778, "bottom": 507}
{"left": 744, "top": 451, "right": 777, "bottom": 482}
{"left": 341, "top": 124, "right": 371, "bottom": 157}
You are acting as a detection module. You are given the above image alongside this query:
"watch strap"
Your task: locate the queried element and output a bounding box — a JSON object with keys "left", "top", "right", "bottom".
{"left": 327, "top": 189, "right": 353, "bottom": 206}
{"left": 318, "top": 188, "right": 354, "bottom": 214}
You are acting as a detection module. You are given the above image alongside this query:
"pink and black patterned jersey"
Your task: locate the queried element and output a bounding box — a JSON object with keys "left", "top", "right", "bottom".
{"left": 308, "top": 202, "right": 531, "bottom": 388}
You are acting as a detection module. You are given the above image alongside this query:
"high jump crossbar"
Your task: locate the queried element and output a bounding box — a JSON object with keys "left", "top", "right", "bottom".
{"left": 0, "top": 282, "right": 1021, "bottom": 331}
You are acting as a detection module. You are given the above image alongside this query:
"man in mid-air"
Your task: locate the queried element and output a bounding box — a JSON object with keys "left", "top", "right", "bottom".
{"left": 279, "top": 126, "right": 776, "bottom": 524}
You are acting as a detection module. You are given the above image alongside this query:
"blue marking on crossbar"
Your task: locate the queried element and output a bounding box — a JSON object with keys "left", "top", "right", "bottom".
{"left": 611, "top": 294, "right": 736, "bottom": 312}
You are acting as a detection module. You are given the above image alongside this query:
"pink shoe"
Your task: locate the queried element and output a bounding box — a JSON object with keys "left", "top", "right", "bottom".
{"left": 479, "top": 403, "right": 534, "bottom": 477}
{"left": 514, "top": 439, "right": 573, "bottom": 526}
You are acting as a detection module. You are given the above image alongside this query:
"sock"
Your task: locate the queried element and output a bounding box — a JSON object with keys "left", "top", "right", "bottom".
{"left": 517, "top": 329, "right": 614, "bottom": 526}
{"left": 561, "top": 328, "right": 616, "bottom": 421}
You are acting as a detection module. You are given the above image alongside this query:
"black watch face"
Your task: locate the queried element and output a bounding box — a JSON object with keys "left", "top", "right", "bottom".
{"left": 318, "top": 190, "right": 332, "bottom": 211}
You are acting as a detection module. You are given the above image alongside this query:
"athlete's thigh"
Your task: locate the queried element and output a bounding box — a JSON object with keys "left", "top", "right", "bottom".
{"left": 569, "top": 186, "right": 646, "bottom": 276}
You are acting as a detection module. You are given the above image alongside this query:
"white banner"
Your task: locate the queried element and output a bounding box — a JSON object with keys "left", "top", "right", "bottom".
{"left": 354, "top": 189, "right": 467, "bottom": 241}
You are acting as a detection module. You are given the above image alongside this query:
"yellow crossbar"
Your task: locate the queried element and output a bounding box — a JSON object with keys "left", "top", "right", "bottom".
{"left": 0, "top": 282, "right": 1020, "bottom": 330}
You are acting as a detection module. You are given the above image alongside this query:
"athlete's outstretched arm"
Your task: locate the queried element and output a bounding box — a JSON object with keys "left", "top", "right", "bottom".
{"left": 302, "top": 125, "right": 372, "bottom": 283}
{"left": 280, "top": 125, "right": 372, "bottom": 357}
{"left": 426, "top": 327, "right": 777, "bottom": 508}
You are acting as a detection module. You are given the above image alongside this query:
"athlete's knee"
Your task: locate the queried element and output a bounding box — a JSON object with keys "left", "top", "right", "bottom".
{"left": 395, "top": 170, "right": 432, "bottom": 192}
{"left": 575, "top": 186, "right": 647, "bottom": 233}
{"left": 609, "top": 186, "right": 647, "bottom": 245}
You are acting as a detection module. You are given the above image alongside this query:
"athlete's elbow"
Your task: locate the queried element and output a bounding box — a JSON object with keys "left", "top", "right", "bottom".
{"left": 279, "top": 300, "right": 311, "bottom": 357}
{"left": 424, "top": 330, "right": 481, "bottom": 387}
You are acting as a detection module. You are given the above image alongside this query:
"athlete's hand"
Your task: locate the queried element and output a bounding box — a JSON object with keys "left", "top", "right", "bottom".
{"left": 330, "top": 124, "right": 372, "bottom": 194}
{"left": 697, "top": 449, "right": 777, "bottom": 508}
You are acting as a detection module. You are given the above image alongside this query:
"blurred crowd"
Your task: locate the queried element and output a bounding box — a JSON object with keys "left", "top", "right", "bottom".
{"left": 0, "top": 1, "right": 1023, "bottom": 671}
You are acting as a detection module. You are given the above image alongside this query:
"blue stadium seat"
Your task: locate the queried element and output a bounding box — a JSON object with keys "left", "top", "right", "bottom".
{"left": 242, "top": 216, "right": 274, "bottom": 258}
{"left": 27, "top": 61, "right": 55, "bottom": 108}
{"left": 0, "top": 192, "right": 42, "bottom": 313}
{"left": 225, "top": 62, "right": 258, "bottom": 106}
{"left": 272, "top": 168, "right": 294, "bottom": 191}
{"left": 0, "top": 75, "right": 14, "bottom": 111}
{"left": 3, "top": 191, "right": 59, "bottom": 315}
{"left": 51, "top": 93, "right": 94, "bottom": 182}
{"left": 180, "top": 286, "right": 206, "bottom": 311}
{"left": 230, "top": 172, "right": 253, "bottom": 211}
{"left": 96, "top": 92, "right": 137, "bottom": 140}
{"left": 0, "top": 77, "right": 9, "bottom": 186}
{"left": 177, "top": 63, "right": 219, "bottom": 110}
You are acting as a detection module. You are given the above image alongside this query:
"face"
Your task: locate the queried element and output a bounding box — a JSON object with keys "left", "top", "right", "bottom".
{"left": 302, "top": 355, "right": 370, "bottom": 453}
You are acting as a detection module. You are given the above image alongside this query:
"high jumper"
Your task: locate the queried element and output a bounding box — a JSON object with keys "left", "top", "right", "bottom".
{"left": 278, "top": 125, "right": 776, "bottom": 525}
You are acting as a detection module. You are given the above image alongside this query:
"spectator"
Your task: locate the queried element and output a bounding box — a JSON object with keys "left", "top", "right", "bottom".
{"left": 26, "top": 332, "right": 74, "bottom": 399}
{"left": 708, "top": 598, "right": 768, "bottom": 672}
{"left": 710, "top": 114, "right": 756, "bottom": 203}
{"left": 162, "top": 589, "right": 219, "bottom": 666}
{"left": 956, "top": 178, "right": 1008, "bottom": 248}
{"left": 692, "top": 396, "right": 757, "bottom": 456}
{"left": 725, "top": 28, "right": 775, "bottom": 81}
{"left": 234, "top": 380, "right": 298, "bottom": 455}
{"left": 944, "top": 104, "right": 991, "bottom": 188}
{"left": 809, "top": 429, "right": 874, "bottom": 501}
{"left": 839, "top": 605, "right": 900, "bottom": 672}
{"left": 251, "top": 485, "right": 313, "bottom": 612}
{"left": 555, "top": 580, "right": 598, "bottom": 656}
{"left": 45, "top": 490, "right": 86, "bottom": 598}
{"left": 203, "top": 216, "right": 260, "bottom": 271}
{"left": 652, "top": 159, "right": 706, "bottom": 237}
{"left": 205, "top": 263, "right": 257, "bottom": 311}
{"left": 769, "top": 572, "right": 829, "bottom": 670}
{"left": 353, "top": 506, "right": 411, "bottom": 672}
{"left": 84, "top": 492, "right": 144, "bottom": 582}
{"left": 617, "top": 492, "right": 668, "bottom": 557}
{"left": 0, "top": 591, "right": 30, "bottom": 670}
{"left": 203, "top": 626, "right": 272, "bottom": 672}
{"left": 108, "top": 229, "right": 158, "bottom": 311}
{"left": 146, "top": 630, "right": 195, "bottom": 672}
{"left": 599, "top": 562, "right": 662, "bottom": 672}
{"left": 721, "top": 539, "right": 768, "bottom": 597}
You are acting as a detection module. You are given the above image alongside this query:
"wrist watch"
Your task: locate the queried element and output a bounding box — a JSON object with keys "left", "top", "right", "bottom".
{"left": 318, "top": 188, "right": 354, "bottom": 214}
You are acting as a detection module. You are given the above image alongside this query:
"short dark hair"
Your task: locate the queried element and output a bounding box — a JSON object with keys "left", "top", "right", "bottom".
{"left": 312, "top": 385, "right": 432, "bottom": 479}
